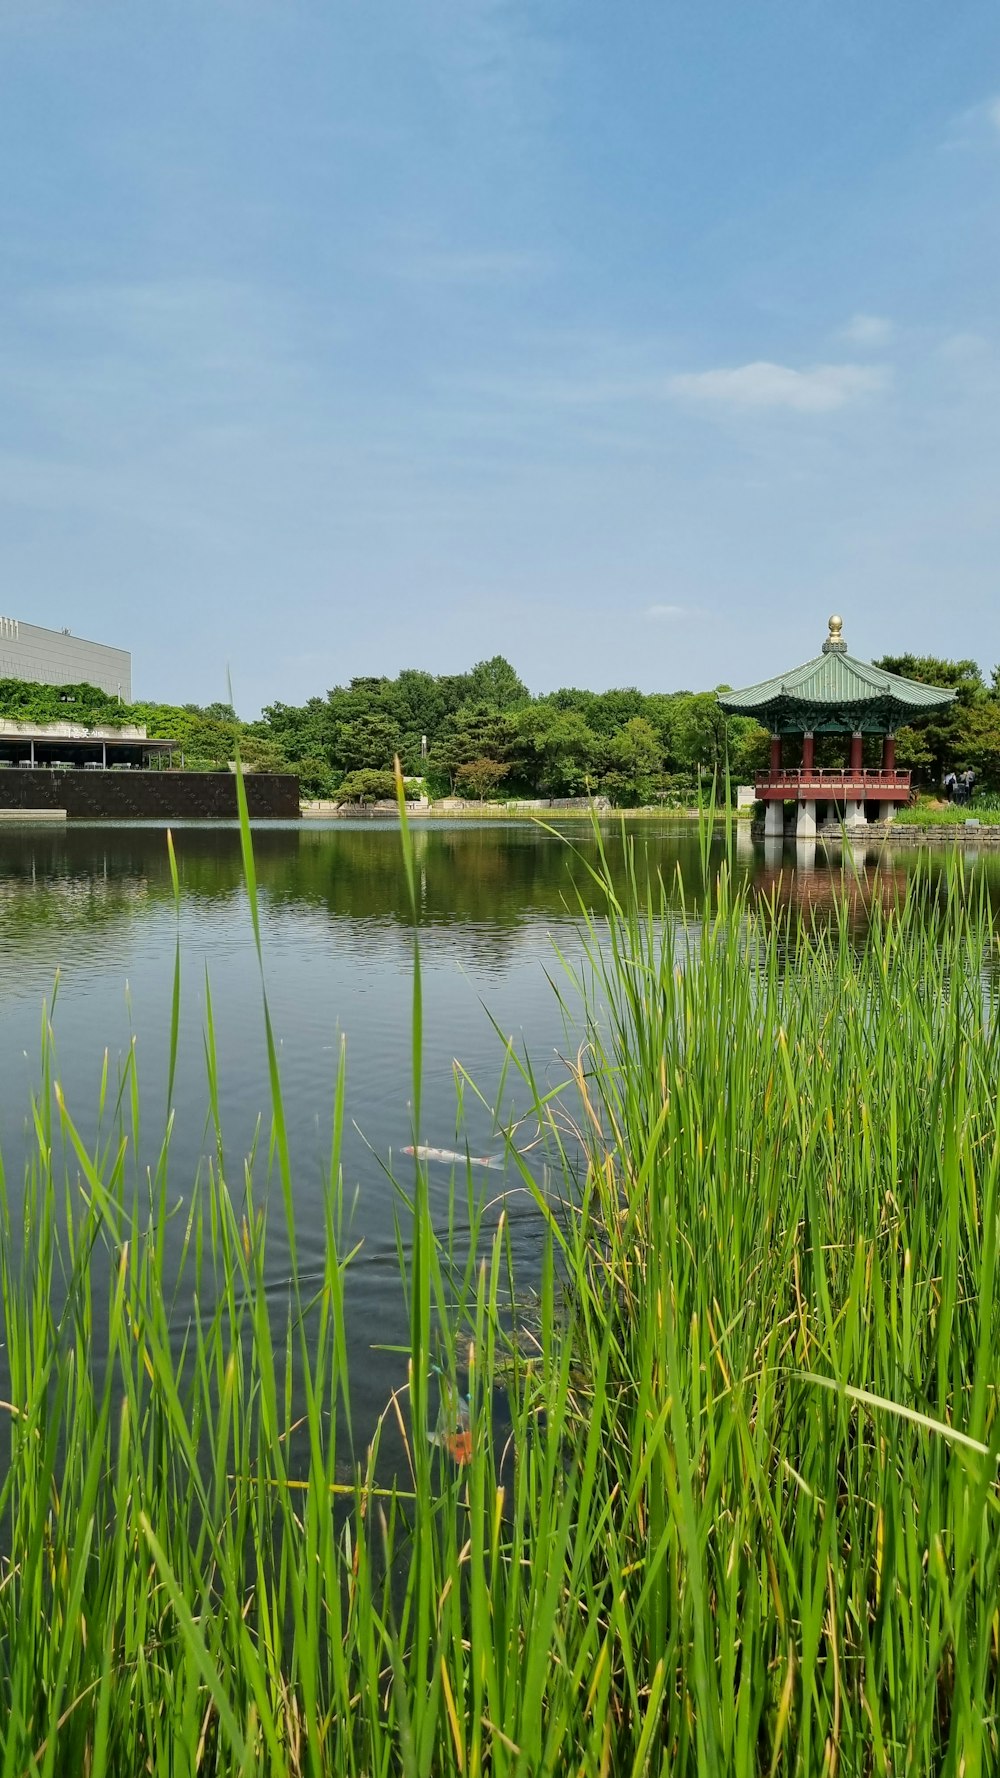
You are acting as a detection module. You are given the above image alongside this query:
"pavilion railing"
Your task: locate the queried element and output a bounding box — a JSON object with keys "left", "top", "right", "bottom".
{"left": 755, "top": 768, "right": 912, "bottom": 798}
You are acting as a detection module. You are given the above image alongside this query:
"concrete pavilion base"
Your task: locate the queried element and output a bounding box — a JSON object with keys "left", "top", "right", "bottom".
{"left": 764, "top": 801, "right": 785, "bottom": 840}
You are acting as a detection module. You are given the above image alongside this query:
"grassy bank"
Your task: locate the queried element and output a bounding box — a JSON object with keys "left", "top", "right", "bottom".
{"left": 893, "top": 795, "right": 1000, "bottom": 825}
{"left": 3, "top": 791, "right": 1000, "bottom": 1771}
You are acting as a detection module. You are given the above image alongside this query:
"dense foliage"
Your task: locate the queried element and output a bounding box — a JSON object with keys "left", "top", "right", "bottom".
{"left": 257, "top": 659, "right": 777, "bottom": 802}
{"left": 2, "top": 646, "right": 999, "bottom": 803}
{"left": 874, "top": 652, "right": 1000, "bottom": 789}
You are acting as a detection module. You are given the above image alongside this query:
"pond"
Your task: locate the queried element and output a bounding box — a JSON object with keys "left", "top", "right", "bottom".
{"left": 0, "top": 816, "right": 995, "bottom": 1449}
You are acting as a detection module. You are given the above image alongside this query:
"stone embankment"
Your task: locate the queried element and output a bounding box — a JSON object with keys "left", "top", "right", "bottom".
{"left": 302, "top": 795, "right": 613, "bottom": 818}
{"left": 752, "top": 820, "right": 1000, "bottom": 845}
{"left": 870, "top": 823, "right": 1000, "bottom": 845}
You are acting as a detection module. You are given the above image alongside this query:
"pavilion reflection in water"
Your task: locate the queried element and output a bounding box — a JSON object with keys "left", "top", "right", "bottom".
{"left": 752, "top": 834, "right": 912, "bottom": 926}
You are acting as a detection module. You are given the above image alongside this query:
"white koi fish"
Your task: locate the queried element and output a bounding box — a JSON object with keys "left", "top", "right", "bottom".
{"left": 403, "top": 1144, "right": 494, "bottom": 1169}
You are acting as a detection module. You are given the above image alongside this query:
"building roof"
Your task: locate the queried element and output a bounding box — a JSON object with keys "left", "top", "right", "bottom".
{"left": 717, "top": 616, "right": 957, "bottom": 734}
{"left": 0, "top": 720, "right": 177, "bottom": 762}
{"left": 0, "top": 719, "right": 154, "bottom": 742}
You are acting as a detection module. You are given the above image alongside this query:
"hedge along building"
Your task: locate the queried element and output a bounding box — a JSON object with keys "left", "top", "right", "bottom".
{"left": 717, "top": 616, "right": 956, "bottom": 840}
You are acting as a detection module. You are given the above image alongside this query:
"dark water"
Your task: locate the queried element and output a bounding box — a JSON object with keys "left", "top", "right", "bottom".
{"left": 0, "top": 817, "right": 995, "bottom": 1449}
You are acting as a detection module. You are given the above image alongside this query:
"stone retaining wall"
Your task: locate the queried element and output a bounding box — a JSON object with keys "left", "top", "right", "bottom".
{"left": 304, "top": 794, "right": 614, "bottom": 818}
{"left": 0, "top": 770, "right": 299, "bottom": 820}
{"left": 867, "top": 824, "right": 1000, "bottom": 845}
{"left": 752, "top": 821, "right": 1000, "bottom": 845}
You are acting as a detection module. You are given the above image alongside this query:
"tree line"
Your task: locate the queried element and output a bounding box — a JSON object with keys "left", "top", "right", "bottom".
{"left": 0, "top": 648, "right": 998, "bottom": 804}
{"left": 256, "top": 655, "right": 772, "bottom": 804}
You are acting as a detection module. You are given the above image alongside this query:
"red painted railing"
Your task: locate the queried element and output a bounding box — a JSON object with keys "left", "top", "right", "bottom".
{"left": 755, "top": 768, "right": 911, "bottom": 802}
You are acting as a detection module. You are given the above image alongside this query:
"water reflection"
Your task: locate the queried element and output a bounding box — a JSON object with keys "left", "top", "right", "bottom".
{"left": 1, "top": 817, "right": 997, "bottom": 1446}
{"left": 1, "top": 818, "right": 998, "bottom": 976}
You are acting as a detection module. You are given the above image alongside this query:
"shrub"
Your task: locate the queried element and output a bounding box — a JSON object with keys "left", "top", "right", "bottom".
{"left": 334, "top": 768, "right": 397, "bottom": 803}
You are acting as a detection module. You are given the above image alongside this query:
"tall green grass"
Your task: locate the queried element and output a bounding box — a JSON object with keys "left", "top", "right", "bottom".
{"left": 1, "top": 785, "right": 1000, "bottom": 1772}
{"left": 894, "top": 796, "right": 1000, "bottom": 826}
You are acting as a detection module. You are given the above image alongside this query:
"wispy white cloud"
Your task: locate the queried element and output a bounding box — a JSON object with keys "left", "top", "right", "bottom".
{"left": 645, "top": 602, "right": 688, "bottom": 620}
{"left": 839, "top": 313, "right": 893, "bottom": 347}
{"left": 391, "top": 246, "right": 550, "bottom": 287}
{"left": 941, "top": 95, "right": 1000, "bottom": 151}
{"left": 938, "top": 331, "right": 989, "bottom": 361}
{"left": 668, "top": 360, "right": 888, "bottom": 414}
{"left": 0, "top": 277, "right": 320, "bottom": 458}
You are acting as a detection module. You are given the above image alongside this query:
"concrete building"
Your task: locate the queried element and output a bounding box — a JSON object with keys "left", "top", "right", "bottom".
{"left": 0, "top": 616, "right": 131, "bottom": 701}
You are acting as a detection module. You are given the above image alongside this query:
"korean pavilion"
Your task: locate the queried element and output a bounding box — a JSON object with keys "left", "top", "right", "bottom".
{"left": 717, "top": 615, "right": 956, "bottom": 839}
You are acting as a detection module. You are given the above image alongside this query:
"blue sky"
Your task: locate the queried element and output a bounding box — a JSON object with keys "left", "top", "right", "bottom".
{"left": 1, "top": 3, "right": 998, "bottom": 713}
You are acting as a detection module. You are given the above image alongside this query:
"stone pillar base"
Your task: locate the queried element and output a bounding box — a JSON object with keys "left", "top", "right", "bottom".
{"left": 844, "top": 798, "right": 867, "bottom": 828}
{"left": 764, "top": 801, "right": 784, "bottom": 840}
{"left": 878, "top": 800, "right": 895, "bottom": 824}
{"left": 796, "top": 799, "right": 817, "bottom": 839}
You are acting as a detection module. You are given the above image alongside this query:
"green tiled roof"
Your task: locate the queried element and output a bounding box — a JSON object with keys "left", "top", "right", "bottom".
{"left": 717, "top": 619, "right": 956, "bottom": 733}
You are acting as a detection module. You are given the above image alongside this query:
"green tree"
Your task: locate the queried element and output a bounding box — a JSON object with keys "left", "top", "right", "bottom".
{"left": 333, "top": 711, "right": 402, "bottom": 774}
{"left": 390, "top": 669, "right": 468, "bottom": 770}
{"left": 600, "top": 716, "right": 662, "bottom": 805}
{"left": 237, "top": 734, "right": 290, "bottom": 773}
{"left": 426, "top": 705, "right": 517, "bottom": 794}
{"left": 455, "top": 757, "right": 512, "bottom": 800}
{"left": 258, "top": 697, "right": 333, "bottom": 762}
{"left": 961, "top": 701, "right": 1000, "bottom": 790}
{"left": 514, "top": 706, "right": 597, "bottom": 796}
{"left": 672, "top": 691, "right": 730, "bottom": 775}
{"left": 724, "top": 715, "right": 770, "bottom": 785}
{"left": 467, "top": 656, "right": 530, "bottom": 713}
{"left": 334, "top": 769, "right": 397, "bottom": 804}
{"left": 875, "top": 655, "right": 985, "bottom": 788}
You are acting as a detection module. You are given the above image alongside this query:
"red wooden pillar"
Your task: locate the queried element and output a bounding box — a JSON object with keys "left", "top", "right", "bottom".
{"left": 849, "top": 731, "right": 863, "bottom": 773}
{"left": 770, "top": 734, "right": 782, "bottom": 773}
{"left": 801, "top": 731, "right": 815, "bottom": 772}
{"left": 882, "top": 733, "right": 896, "bottom": 772}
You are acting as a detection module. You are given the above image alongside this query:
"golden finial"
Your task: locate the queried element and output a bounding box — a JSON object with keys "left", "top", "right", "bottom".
{"left": 823, "top": 613, "right": 846, "bottom": 654}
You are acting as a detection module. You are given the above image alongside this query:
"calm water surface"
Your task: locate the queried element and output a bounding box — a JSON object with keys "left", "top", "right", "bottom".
{"left": 0, "top": 817, "right": 995, "bottom": 1447}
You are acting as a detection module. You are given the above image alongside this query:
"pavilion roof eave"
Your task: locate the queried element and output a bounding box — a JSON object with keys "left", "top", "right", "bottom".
{"left": 723, "top": 695, "right": 943, "bottom": 736}
{"left": 717, "top": 633, "right": 957, "bottom": 729}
